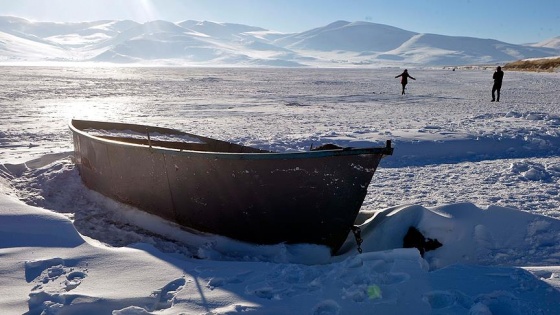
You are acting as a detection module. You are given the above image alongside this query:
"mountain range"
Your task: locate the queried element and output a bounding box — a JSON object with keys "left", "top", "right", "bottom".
{"left": 0, "top": 16, "right": 558, "bottom": 67}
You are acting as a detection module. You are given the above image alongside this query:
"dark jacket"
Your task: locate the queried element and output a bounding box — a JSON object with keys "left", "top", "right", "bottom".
{"left": 396, "top": 71, "right": 415, "bottom": 84}
{"left": 493, "top": 69, "right": 504, "bottom": 85}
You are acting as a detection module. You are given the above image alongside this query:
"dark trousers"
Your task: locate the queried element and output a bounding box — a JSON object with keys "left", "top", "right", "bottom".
{"left": 492, "top": 83, "right": 501, "bottom": 101}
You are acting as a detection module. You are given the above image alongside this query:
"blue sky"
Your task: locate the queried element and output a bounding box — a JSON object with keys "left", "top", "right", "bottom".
{"left": 2, "top": 0, "right": 559, "bottom": 44}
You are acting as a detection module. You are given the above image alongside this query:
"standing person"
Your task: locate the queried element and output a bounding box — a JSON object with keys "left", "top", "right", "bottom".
{"left": 395, "top": 69, "right": 416, "bottom": 95}
{"left": 491, "top": 66, "right": 504, "bottom": 102}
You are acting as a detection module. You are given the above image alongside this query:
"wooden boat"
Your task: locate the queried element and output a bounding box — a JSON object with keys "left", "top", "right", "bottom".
{"left": 69, "top": 119, "right": 393, "bottom": 254}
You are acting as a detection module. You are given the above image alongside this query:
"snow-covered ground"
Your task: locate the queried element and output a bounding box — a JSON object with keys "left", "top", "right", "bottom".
{"left": 1, "top": 66, "right": 559, "bottom": 314}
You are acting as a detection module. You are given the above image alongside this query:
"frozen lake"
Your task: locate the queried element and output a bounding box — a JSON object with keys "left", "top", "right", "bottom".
{"left": 2, "top": 66, "right": 559, "bottom": 218}
{"left": 1, "top": 66, "right": 560, "bottom": 314}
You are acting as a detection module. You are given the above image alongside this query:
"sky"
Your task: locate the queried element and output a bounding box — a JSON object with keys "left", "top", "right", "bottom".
{"left": 1, "top": 0, "right": 559, "bottom": 44}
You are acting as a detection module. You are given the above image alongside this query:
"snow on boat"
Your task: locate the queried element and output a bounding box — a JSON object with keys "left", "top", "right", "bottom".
{"left": 69, "top": 119, "right": 393, "bottom": 253}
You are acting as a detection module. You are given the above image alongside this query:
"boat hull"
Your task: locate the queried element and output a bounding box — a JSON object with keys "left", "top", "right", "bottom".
{"left": 70, "top": 119, "right": 392, "bottom": 253}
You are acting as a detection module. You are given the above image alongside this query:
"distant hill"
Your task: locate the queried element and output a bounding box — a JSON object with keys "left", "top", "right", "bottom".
{"left": 0, "top": 16, "right": 558, "bottom": 67}
{"left": 530, "top": 36, "right": 560, "bottom": 49}
{"left": 272, "top": 21, "right": 417, "bottom": 52}
{"left": 504, "top": 57, "right": 560, "bottom": 72}
{"left": 381, "top": 33, "right": 557, "bottom": 65}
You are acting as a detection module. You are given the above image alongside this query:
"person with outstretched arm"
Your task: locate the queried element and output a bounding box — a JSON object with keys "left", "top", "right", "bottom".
{"left": 395, "top": 69, "right": 416, "bottom": 95}
{"left": 491, "top": 66, "right": 504, "bottom": 102}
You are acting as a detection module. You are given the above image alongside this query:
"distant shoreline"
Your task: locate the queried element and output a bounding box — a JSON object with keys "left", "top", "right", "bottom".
{"left": 504, "top": 57, "right": 560, "bottom": 72}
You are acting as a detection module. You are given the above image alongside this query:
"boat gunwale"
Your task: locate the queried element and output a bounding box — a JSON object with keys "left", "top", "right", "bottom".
{"left": 69, "top": 119, "right": 393, "bottom": 160}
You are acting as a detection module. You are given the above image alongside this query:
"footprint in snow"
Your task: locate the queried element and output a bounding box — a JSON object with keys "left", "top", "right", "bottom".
{"left": 65, "top": 270, "right": 87, "bottom": 291}
{"left": 312, "top": 300, "right": 340, "bottom": 315}
{"left": 150, "top": 277, "right": 187, "bottom": 311}
{"left": 423, "top": 290, "right": 473, "bottom": 310}
{"left": 25, "top": 258, "right": 88, "bottom": 314}
{"left": 25, "top": 257, "right": 88, "bottom": 292}
{"left": 206, "top": 270, "right": 254, "bottom": 289}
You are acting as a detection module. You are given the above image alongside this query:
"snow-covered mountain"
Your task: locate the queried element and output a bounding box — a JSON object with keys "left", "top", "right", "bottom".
{"left": 531, "top": 36, "right": 560, "bottom": 49}
{"left": 0, "top": 16, "right": 558, "bottom": 67}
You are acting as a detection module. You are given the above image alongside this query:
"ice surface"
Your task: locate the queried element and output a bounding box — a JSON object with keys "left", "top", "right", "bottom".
{"left": 1, "top": 66, "right": 559, "bottom": 314}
